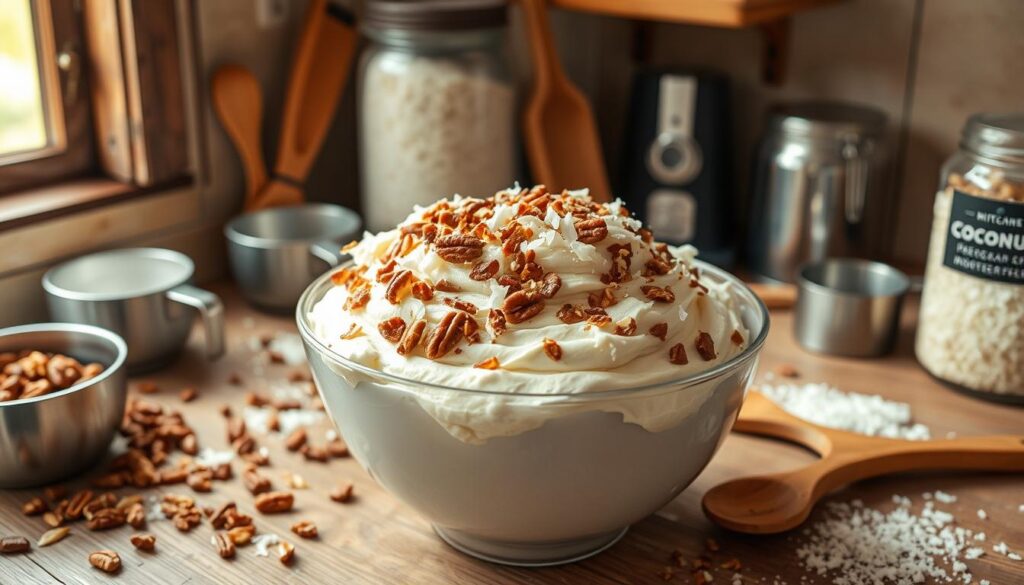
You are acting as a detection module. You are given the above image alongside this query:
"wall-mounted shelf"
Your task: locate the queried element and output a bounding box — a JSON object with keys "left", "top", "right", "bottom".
{"left": 549, "top": 0, "right": 839, "bottom": 28}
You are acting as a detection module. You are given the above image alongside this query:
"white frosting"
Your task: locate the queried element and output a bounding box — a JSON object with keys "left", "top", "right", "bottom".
{"left": 309, "top": 188, "right": 750, "bottom": 443}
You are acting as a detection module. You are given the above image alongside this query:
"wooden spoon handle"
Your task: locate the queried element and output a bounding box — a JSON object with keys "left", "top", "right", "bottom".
{"left": 519, "top": 0, "right": 564, "bottom": 89}
{"left": 211, "top": 65, "right": 267, "bottom": 207}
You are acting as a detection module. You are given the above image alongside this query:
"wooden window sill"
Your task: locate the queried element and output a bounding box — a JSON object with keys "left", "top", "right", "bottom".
{"left": 0, "top": 175, "right": 192, "bottom": 232}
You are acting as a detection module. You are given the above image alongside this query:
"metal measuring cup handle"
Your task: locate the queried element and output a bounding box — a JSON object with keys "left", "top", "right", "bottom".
{"left": 165, "top": 285, "right": 226, "bottom": 360}
{"left": 308, "top": 239, "right": 351, "bottom": 267}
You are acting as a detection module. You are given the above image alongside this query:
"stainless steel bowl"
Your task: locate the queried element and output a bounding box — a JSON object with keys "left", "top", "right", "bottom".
{"left": 0, "top": 323, "right": 128, "bottom": 488}
{"left": 225, "top": 203, "right": 362, "bottom": 312}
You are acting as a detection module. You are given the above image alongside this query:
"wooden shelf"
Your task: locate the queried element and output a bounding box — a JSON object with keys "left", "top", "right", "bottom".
{"left": 549, "top": 0, "right": 839, "bottom": 28}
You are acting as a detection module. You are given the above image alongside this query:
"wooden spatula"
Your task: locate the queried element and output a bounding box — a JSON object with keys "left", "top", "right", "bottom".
{"left": 702, "top": 391, "right": 1024, "bottom": 534}
{"left": 251, "top": 0, "right": 358, "bottom": 211}
{"left": 211, "top": 65, "right": 268, "bottom": 209}
{"left": 520, "top": 0, "right": 611, "bottom": 202}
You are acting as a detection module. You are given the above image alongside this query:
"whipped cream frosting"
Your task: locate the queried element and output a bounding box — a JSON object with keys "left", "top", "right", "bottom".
{"left": 309, "top": 186, "right": 751, "bottom": 443}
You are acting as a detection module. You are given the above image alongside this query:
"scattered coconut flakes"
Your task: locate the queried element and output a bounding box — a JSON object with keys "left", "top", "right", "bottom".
{"left": 933, "top": 490, "right": 958, "bottom": 504}
{"left": 759, "top": 382, "right": 931, "bottom": 440}
{"left": 975, "top": 532, "right": 986, "bottom": 542}
{"left": 194, "top": 447, "right": 235, "bottom": 467}
{"left": 795, "top": 496, "right": 983, "bottom": 584}
{"left": 964, "top": 547, "right": 985, "bottom": 559}
{"left": 977, "top": 509, "right": 987, "bottom": 520}
{"left": 253, "top": 533, "right": 281, "bottom": 557}
{"left": 146, "top": 496, "right": 165, "bottom": 522}
{"left": 268, "top": 332, "right": 306, "bottom": 366}
{"left": 278, "top": 408, "right": 326, "bottom": 437}
{"left": 1009, "top": 552, "right": 1022, "bottom": 561}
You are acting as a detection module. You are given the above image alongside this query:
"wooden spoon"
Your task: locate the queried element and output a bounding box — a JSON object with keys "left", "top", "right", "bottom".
{"left": 211, "top": 65, "right": 268, "bottom": 208}
{"left": 252, "top": 0, "right": 358, "bottom": 211}
{"left": 520, "top": 0, "right": 611, "bottom": 202}
{"left": 703, "top": 391, "right": 1024, "bottom": 534}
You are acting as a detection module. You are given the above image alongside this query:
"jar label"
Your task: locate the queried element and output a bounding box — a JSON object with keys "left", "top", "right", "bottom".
{"left": 943, "top": 190, "right": 1024, "bottom": 284}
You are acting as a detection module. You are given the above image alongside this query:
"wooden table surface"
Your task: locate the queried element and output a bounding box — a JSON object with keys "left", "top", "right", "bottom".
{"left": 1, "top": 282, "right": 1021, "bottom": 585}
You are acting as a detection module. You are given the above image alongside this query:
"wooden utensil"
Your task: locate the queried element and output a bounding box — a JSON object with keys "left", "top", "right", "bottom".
{"left": 252, "top": 0, "right": 358, "bottom": 211}
{"left": 747, "top": 282, "right": 797, "bottom": 310}
{"left": 211, "top": 65, "right": 268, "bottom": 208}
{"left": 520, "top": 0, "right": 612, "bottom": 202}
{"left": 703, "top": 391, "right": 1024, "bottom": 534}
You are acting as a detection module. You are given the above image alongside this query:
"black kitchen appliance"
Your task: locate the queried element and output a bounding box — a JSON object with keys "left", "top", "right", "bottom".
{"left": 620, "top": 69, "right": 733, "bottom": 266}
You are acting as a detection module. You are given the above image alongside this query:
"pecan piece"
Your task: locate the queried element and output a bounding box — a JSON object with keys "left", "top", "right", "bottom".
{"left": 435, "top": 234, "right": 484, "bottom": 263}
{"left": 443, "top": 297, "right": 478, "bottom": 314}
{"left": 344, "top": 285, "right": 370, "bottom": 311}
{"left": 614, "top": 318, "right": 637, "bottom": 336}
{"left": 695, "top": 332, "right": 717, "bottom": 360}
{"left": 86, "top": 508, "right": 126, "bottom": 531}
{"left": 425, "top": 311, "right": 471, "bottom": 359}
{"left": 89, "top": 550, "right": 121, "bottom": 573}
{"left": 385, "top": 269, "right": 413, "bottom": 304}
{"left": 37, "top": 527, "right": 70, "bottom": 547}
{"left": 130, "top": 533, "right": 156, "bottom": 551}
{"left": 243, "top": 469, "right": 271, "bottom": 495}
{"left": 330, "top": 482, "right": 355, "bottom": 503}
{"left": 588, "top": 286, "right": 617, "bottom": 309}
{"left": 539, "top": 272, "right": 561, "bottom": 298}
{"left": 731, "top": 329, "right": 745, "bottom": 345}
{"left": 378, "top": 317, "right": 407, "bottom": 343}
{"left": 473, "top": 357, "right": 500, "bottom": 370}
{"left": 227, "top": 525, "right": 255, "bottom": 546}
{"left": 469, "top": 259, "right": 499, "bottom": 281}
{"left": 254, "top": 491, "right": 294, "bottom": 514}
{"left": 213, "top": 531, "right": 236, "bottom": 559}
{"left": 649, "top": 322, "right": 668, "bottom": 341}
{"left": 669, "top": 343, "right": 689, "bottom": 365}
{"left": 0, "top": 536, "right": 30, "bottom": 554}
{"left": 22, "top": 497, "right": 46, "bottom": 516}
{"left": 434, "top": 279, "right": 461, "bottom": 292}
{"left": 503, "top": 290, "right": 544, "bottom": 324}
{"left": 487, "top": 309, "right": 507, "bottom": 336}
{"left": 397, "top": 319, "right": 427, "bottom": 356}
{"left": 606, "top": 243, "right": 633, "bottom": 283}
{"left": 340, "top": 324, "right": 363, "bottom": 340}
{"left": 497, "top": 274, "right": 522, "bottom": 293}
{"left": 556, "top": 304, "right": 586, "bottom": 324}
{"left": 411, "top": 281, "right": 434, "bottom": 301}
{"left": 574, "top": 218, "right": 608, "bottom": 244}
{"left": 278, "top": 540, "right": 296, "bottom": 565}
{"left": 641, "top": 285, "right": 675, "bottom": 303}
{"left": 291, "top": 520, "right": 318, "bottom": 539}
{"left": 542, "top": 338, "right": 562, "bottom": 361}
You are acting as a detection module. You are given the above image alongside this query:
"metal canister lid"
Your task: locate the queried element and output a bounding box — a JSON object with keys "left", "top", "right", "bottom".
{"left": 363, "top": 0, "right": 507, "bottom": 31}
{"left": 768, "top": 101, "right": 887, "bottom": 141}
{"left": 961, "top": 112, "right": 1024, "bottom": 164}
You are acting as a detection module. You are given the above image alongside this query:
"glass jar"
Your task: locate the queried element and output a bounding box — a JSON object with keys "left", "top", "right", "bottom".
{"left": 358, "top": 0, "right": 517, "bottom": 232}
{"left": 916, "top": 113, "right": 1024, "bottom": 404}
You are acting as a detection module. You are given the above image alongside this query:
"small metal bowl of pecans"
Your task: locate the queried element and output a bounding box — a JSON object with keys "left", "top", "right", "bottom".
{"left": 0, "top": 323, "right": 127, "bottom": 488}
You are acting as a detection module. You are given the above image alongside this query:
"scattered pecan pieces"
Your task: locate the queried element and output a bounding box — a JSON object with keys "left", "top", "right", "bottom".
{"left": 731, "top": 329, "right": 745, "bottom": 345}
{"left": 397, "top": 319, "right": 427, "bottom": 356}
{"left": 641, "top": 285, "right": 675, "bottom": 303}
{"left": 588, "top": 286, "right": 617, "bottom": 309}
{"left": 614, "top": 318, "right": 637, "bottom": 336}
{"left": 130, "top": 533, "right": 156, "bottom": 551}
{"left": 22, "top": 497, "right": 46, "bottom": 516}
{"left": 539, "top": 272, "right": 561, "bottom": 298}
{"left": 277, "top": 540, "right": 295, "bottom": 565}
{"left": 425, "top": 311, "right": 472, "bottom": 359}
{"left": 89, "top": 550, "right": 121, "bottom": 573}
{"left": 243, "top": 469, "right": 272, "bottom": 495}
{"left": 487, "top": 309, "right": 507, "bottom": 337}
{"left": 542, "top": 338, "right": 562, "bottom": 361}
{"left": 213, "top": 531, "right": 236, "bottom": 559}
{"left": 434, "top": 279, "right": 461, "bottom": 292}
{"left": 254, "top": 491, "right": 294, "bottom": 514}
{"left": 474, "top": 357, "right": 500, "bottom": 370}
{"left": 443, "top": 297, "right": 479, "bottom": 314}
{"left": 291, "top": 521, "right": 318, "bottom": 539}
{"left": 0, "top": 536, "right": 30, "bottom": 554}
{"left": 384, "top": 270, "right": 413, "bottom": 304}
{"left": 435, "top": 234, "right": 484, "bottom": 263}
{"left": 669, "top": 343, "right": 689, "bottom": 365}
{"left": 330, "top": 482, "right": 355, "bottom": 503}
{"left": 378, "top": 317, "right": 407, "bottom": 343}
{"left": 695, "top": 332, "right": 717, "bottom": 361}
{"left": 606, "top": 243, "right": 633, "bottom": 283}
{"left": 469, "top": 259, "right": 499, "bottom": 281}
{"left": 503, "top": 290, "right": 544, "bottom": 324}
{"left": 556, "top": 304, "right": 586, "bottom": 324}
{"left": 343, "top": 285, "right": 371, "bottom": 311}
{"left": 649, "top": 322, "right": 668, "bottom": 341}
{"left": 575, "top": 218, "right": 608, "bottom": 244}
{"left": 411, "top": 281, "right": 434, "bottom": 301}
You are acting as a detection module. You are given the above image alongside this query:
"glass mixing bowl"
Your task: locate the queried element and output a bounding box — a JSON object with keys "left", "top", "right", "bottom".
{"left": 296, "top": 260, "right": 769, "bottom": 566}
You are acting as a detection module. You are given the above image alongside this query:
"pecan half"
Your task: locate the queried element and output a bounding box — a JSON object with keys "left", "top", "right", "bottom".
{"left": 254, "top": 491, "right": 294, "bottom": 514}
{"left": 641, "top": 285, "right": 675, "bottom": 303}
{"left": 669, "top": 343, "right": 689, "bottom": 365}
{"left": 397, "top": 319, "right": 427, "bottom": 356}
{"left": 614, "top": 318, "right": 637, "bottom": 336}
{"left": 385, "top": 269, "right": 413, "bottom": 304}
{"left": 649, "top": 322, "right": 668, "bottom": 341}
{"left": 378, "top": 317, "right": 407, "bottom": 343}
{"left": 539, "top": 272, "right": 561, "bottom": 298}
{"left": 473, "top": 357, "right": 500, "bottom": 370}
{"left": 503, "top": 290, "right": 544, "bottom": 324}
{"left": 487, "top": 309, "right": 507, "bottom": 336}
{"left": 542, "top": 338, "right": 562, "bottom": 361}
{"left": 89, "top": 550, "right": 121, "bottom": 573}
{"left": 425, "top": 311, "right": 471, "bottom": 359}
{"left": 469, "top": 259, "right": 499, "bottom": 281}
{"left": 435, "top": 234, "right": 484, "bottom": 263}
{"left": 695, "top": 332, "right": 717, "bottom": 360}
{"left": 213, "top": 531, "right": 236, "bottom": 559}
{"left": 243, "top": 469, "right": 271, "bottom": 495}
{"left": 575, "top": 218, "right": 608, "bottom": 244}
{"left": 497, "top": 274, "right": 522, "bottom": 293}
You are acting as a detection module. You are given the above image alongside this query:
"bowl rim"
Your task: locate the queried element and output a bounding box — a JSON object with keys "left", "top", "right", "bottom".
{"left": 295, "top": 259, "right": 771, "bottom": 399}
{"left": 224, "top": 203, "right": 362, "bottom": 250}
{"left": 0, "top": 323, "right": 127, "bottom": 407}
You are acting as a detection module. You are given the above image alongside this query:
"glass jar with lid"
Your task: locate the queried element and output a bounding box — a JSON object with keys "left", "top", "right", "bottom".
{"left": 358, "top": 0, "right": 517, "bottom": 232}
{"left": 916, "top": 113, "right": 1024, "bottom": 404}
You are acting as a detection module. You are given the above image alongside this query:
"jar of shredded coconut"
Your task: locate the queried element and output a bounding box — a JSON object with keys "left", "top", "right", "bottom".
{"left": 916, "top": 113, "right": 1024, "bottom": 404}
{"left": 357, "top": 0, "right": 517, "bottom": 232}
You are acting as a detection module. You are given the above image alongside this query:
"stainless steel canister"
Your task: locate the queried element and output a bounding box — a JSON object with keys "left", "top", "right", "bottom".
{"left": 747, "top": 102, "right": 887, "bottom": 283}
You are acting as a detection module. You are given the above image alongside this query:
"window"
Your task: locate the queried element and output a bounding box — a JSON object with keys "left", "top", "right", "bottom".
{"left": 0, "top": 0, "right": 49, "bottom": 157}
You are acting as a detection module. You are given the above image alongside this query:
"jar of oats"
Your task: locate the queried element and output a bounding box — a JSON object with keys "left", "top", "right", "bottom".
{"left": 916, "top": 113, "right": 1024, "bottom": 404}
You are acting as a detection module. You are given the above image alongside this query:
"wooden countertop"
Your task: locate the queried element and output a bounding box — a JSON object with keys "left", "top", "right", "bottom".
{"left": 1, "top": 282, "right": 1021, "bottom": 584}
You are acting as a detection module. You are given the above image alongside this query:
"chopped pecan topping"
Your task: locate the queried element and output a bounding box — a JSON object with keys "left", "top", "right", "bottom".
{"left": 503, "top": 290, "right": 545, "bottom": 324}
{"left": 557, "top": 304, "right": 586, "bottom": 324}
{"left": 614, "top": 318, "right": 637, "bottom": 336}
{"left": 500, "top": 222, "right": 531, "bottom": 255}
{"left": 542, "top": 338, "right": 562, "bottom": 361}
{"left": 443, "top": 297, "right": 479, "bottom": 314}
{"left": 539, "top": 272, "right": 561, "bottom": 298}
{"left": 574, "top": 218, "right": 608, "bottom": 244}
{"left": 397, "top": 320, "right": 427, "bottom": 356}
{"left": 606, "top": 243, "right": 633, "bottom": 283}
{"left": 425, "top": 311, "right": 471, "bottom": 359}
{"left": 585, "top": 308, "right": 612, "bottom": 328}
{"left": 378, "top": 317, "right": 407, "bottom": 343}
{"left": 375, "top": 259, "right": 398, "bottom": 283}
{"left": 588, "top": 286, "right": 617, "bottom": 309}
{"left": 644, "top": 256, "right": 673, "bottom": 276}
{"left": 435, "top": 279, "right": 461, "bottom": 292}
{"left": 649, "top": 322, "right": 668, "bottom": 341}
{"left": 469, "top": 259, "right": 499, "bottom": 281}
{"left": 695, "top": 332, "right": 717, "bottom": 361}
{"left": 731, "top": 330, "right": 744, "bottom": 345}
{"left": 669, "top": 343, "right": 689, "bottom": 365}
{"left": 473, "top": 357, "right": 500, "bottom": 370}
{"left": 435, "top": 234, "right": 484, "bottom": 263}
{"left": 344, "top": 285, "right": 370, "bottom": 311}
{"left": 497, "top": 274, "right": 522, "bottom": 293}
{"left": 340, "top": 324, "right": 363, "bottom": 340}
{"left": 411, "top": 280, "right": 434, "bottom": 301}
{"left": 488, "top": 309, "right": 507, "bottom": 336}
{"left": 641, "top": 285, "right": 675, "bottom": 303}
{"left": 385, "top": 269, "right": 413, "bottom": 304}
